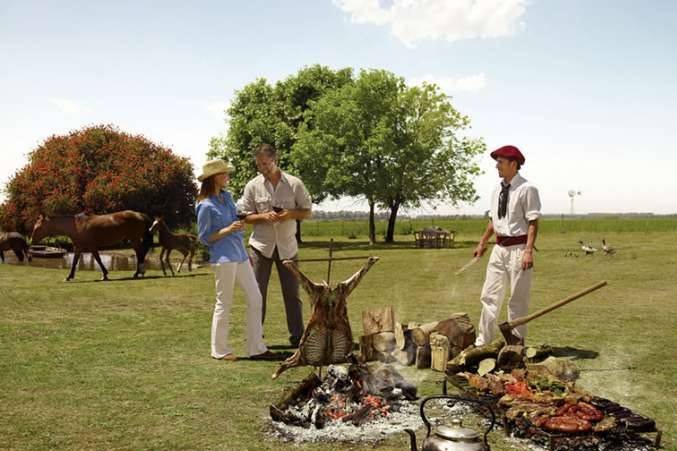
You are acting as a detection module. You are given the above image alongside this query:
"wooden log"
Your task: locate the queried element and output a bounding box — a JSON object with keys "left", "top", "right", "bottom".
{"left": 432, "top": 313, "right": 476, "bottom": 358}
{"left": 393, "top": 338, "right": 417, "bottom": 365}
{"left": 415, "top": 344, "right": 431, "bottom": 369}
{"left": 270, "top": 372, "right": 322, "bottom": 412}
{"left": 362, "top": 306, "right": 395, "bottom": 335}
{"left": 496, "top": 345, "right": 525, "bottom": 371}
{"left": 524, "top": 344, "right": 554, "bottom": 362}
{"left": 430, "top": 333, "right": 450, "bottom": 372}
{"left": 407, "top": 321, "right": 421, "bottom": 330}
{"left": 359, "top": 334, "right": 375, "bottom": 362}
{"left": 411, "top": 321, "right": 439, "bottom": 346}
{"left": 372, "top": 332, "right": 396, "bottom": 353}
{"left": 394, "top": 322, "right": 406, "bottom": 350}
{"left": 446, "top": 338, "right": 505, "bottom": 374}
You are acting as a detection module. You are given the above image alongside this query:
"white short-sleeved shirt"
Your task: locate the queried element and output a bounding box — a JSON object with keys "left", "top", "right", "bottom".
{"left": 489, "top": 173, "right": 541, "bottom": 237}
{"left": 241, "top": 171, "right": 312, "bottom": 259}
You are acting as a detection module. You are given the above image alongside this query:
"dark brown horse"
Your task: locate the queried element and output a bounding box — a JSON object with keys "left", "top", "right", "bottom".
{"left": 0, "top": 232, "right": 32, "bottom": 263}
{"left": 148, "top": 216, "right": 197, "bottom": 276}
{"left": 31, "top": 211, "right": 153, "bottom": 281}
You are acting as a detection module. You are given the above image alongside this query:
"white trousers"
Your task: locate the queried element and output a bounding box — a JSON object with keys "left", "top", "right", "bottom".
{"left": 211, "top": 261, "right": 267, "bottom": 358}
{"left": 475, "top": 244, "right": 533, "bottom": 346}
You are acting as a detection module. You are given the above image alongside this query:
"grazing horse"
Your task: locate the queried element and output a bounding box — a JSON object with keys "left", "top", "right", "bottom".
{"left": 0, "top": 232, "right": 32, "bottom": 263}
{"left": 148, "top": 216, "right": 197, "bottom": 276}
{"left": 31, "top": 211, "right": 153, "bottom": 281}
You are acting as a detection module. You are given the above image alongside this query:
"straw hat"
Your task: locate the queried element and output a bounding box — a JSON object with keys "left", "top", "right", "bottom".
{"left": 197, "top": 159, "right": 234, "bottom": 181}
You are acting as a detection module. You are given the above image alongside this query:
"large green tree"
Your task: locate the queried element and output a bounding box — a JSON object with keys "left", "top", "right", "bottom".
{"left": 293, "top": 70, "right": 400, "bottom": 244}
{"left": 208, "top": 65, "right": 353, "bottom": 198}
{"left": 293, "top": 69, "right": 484, "bottom": 243}
{"left": 208, "top": 65, "right": 353, "bottom": 242}
{"left": 0, "top": 125, "right": 196, "bottom": 233}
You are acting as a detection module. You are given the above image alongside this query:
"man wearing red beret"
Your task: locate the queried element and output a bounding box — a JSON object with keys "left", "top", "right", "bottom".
{"left": 472, "top": 145, "right": 541, "bottom": 346}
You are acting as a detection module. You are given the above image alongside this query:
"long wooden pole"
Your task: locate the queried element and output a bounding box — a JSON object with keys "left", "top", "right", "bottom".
{"left": 326, "top": 238, "right": 334, "bottom": 285}
{"left": 296, "top": 256, "right": 372, "bottom": 263}
{"left": 508, "top": 280, "right": 607, "bottom": 329}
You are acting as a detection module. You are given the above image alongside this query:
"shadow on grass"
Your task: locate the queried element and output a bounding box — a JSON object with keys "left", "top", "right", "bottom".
{"left": 550, "top": 346, "right": 600, "bottom": 360}
{"left": 66, "top": 273, "right": 210, "bottom": 284}
{"left": 268, "top": 344, "right": 296, "bottom": 350}
{"left": 243, "top": 351, "right": 294, "bottom": 361}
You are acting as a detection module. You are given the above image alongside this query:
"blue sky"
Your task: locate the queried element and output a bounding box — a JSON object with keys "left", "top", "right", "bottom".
{"left": 1, "top": 0, "right": 675, "bottom": 215}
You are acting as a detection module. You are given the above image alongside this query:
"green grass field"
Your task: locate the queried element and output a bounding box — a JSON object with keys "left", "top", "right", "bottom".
{"left": 1, "top": 219, "right": 675, "bottom": 450}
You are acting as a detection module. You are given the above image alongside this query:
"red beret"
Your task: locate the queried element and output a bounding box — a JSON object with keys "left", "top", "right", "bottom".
{"left": 490, "top": 145, "right": 525, "bottom": 165}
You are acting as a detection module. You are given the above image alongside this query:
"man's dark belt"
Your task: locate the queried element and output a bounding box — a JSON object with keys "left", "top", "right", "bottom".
{"left": 496, "top": 235, "right": 528, "bottom": 247}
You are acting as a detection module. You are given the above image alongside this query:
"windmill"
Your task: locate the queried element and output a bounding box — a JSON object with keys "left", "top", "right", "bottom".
{"left": 568, "top": 190, "right": 582, "bottom": 215}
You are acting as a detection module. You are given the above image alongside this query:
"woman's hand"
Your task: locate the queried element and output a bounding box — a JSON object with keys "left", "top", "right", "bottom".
{"left": 223, "top": 220, "right": 245, "bottom": 235}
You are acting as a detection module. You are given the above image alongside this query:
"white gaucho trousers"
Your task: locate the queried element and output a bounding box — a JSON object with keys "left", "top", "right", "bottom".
{"left": 475, "top": 244, "right": 533, "bottom": 346}
{"left": 211, "top": 261, "right": 268, "bottom": 358}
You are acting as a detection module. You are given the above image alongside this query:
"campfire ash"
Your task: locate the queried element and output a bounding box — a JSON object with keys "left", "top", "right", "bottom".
{"left": 269, "top": 361, "right": 421, "bottom": 443}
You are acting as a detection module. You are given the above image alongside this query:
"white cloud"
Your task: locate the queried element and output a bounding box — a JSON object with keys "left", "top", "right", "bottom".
{"left": 408, "top": 73, "right": 488, "bottom": 93}
{"left": 47, "top": 97, "right": 86, "bottom": 114}
{"left": 333, "top": 0, "right": 527, "bottom": 47}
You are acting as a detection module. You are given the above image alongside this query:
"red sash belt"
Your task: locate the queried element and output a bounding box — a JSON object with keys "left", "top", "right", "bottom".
{"left": 496, "top": 235, "right": 528, "bottom": 247}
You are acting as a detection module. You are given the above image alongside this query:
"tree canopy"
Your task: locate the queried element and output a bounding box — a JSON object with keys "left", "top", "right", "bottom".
{"left": 208, "top": 65, "right": 484, "bottom": 243}
{"left": 0, "top": 124, "right": 196, "bottom": 233}
{"left": 293, "top": 69, "right": 484, "bottom": 242}
{"left": 208, "top": 65, "right": 352, "bottom": 198}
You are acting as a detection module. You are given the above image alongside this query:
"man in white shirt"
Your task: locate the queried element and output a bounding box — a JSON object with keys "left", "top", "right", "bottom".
{"left": 472, "top": 145, "right": 541, "bottom": 346}
{"left": 241, "top": 144, "right": 312, "bottom": 347}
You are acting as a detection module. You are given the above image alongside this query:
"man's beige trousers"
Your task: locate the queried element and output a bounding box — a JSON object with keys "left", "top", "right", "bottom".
{"left": 475, "top": 244, "right": 533, "bottom": 346}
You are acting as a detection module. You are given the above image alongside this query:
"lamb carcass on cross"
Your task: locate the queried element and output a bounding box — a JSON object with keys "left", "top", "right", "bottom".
{"left": 272, "top": 257, "right": 379, "bottom": 379}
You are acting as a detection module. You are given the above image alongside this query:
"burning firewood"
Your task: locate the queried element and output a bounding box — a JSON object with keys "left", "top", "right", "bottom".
{"left": 270, "top": 361, "right": 418, "bottom": 431}
{"left": 272, "top": 257, "right": 379, "bottom": 379}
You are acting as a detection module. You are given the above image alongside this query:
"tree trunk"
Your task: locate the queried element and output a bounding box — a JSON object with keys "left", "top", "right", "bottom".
{"left": 368, "top": 199, "right": 376, "bottom": 245}
{"left": 385, "top": 200, "right": 401, "bottom": 243}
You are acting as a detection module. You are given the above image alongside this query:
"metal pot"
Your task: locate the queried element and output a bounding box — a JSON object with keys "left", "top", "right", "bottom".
{"left": 404, "top": 395, "right": 495, "bottom": 451}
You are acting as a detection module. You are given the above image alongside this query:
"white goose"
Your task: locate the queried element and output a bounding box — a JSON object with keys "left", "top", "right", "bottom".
{"left": 579, "top": 240, "right": 597, "bottom": 255}
{"left": 602, "top": 238, "right": 616, "bottom": 256}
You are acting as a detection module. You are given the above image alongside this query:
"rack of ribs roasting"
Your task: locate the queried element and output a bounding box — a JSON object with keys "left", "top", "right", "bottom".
{"left": 272, "top": 257, "right": 379, "bottom": 379}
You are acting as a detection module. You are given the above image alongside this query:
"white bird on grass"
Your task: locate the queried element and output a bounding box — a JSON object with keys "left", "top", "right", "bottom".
{"left": 579, "top": 240, "right": 597, "bottom": 255}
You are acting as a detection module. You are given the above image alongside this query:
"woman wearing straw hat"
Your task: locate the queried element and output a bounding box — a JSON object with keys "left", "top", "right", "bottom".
{"left": 196, "top": 159, "right": 279, "bottom": 361}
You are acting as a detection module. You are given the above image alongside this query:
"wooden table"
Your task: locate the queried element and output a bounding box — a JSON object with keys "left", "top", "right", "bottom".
{"left": 414, "top": 228, "right": 455, "bottom": 248}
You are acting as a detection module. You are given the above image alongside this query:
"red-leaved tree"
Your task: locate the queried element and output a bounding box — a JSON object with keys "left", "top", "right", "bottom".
{"left": 0, "top": 124, "right": 196, "bottom": 233}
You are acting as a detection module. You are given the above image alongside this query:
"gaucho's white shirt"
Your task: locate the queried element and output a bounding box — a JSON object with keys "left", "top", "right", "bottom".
{"left": 489, "top": 173, "right": 542, "bottom": 237}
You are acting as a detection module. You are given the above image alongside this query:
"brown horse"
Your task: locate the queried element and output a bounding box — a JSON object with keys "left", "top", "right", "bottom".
{"left": 0, "top": 232, "right": 32, "bottom": 263}
{"left": 148, "top": 216, "right": 197, "bottom": 276}
{"left": 31, "top": 211, "right": 153, "bottom": 281}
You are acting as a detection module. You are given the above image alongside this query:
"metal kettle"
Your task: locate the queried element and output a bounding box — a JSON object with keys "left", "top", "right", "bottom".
{"left": 404, "top": 395, "right": 495, "bottom": 451}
